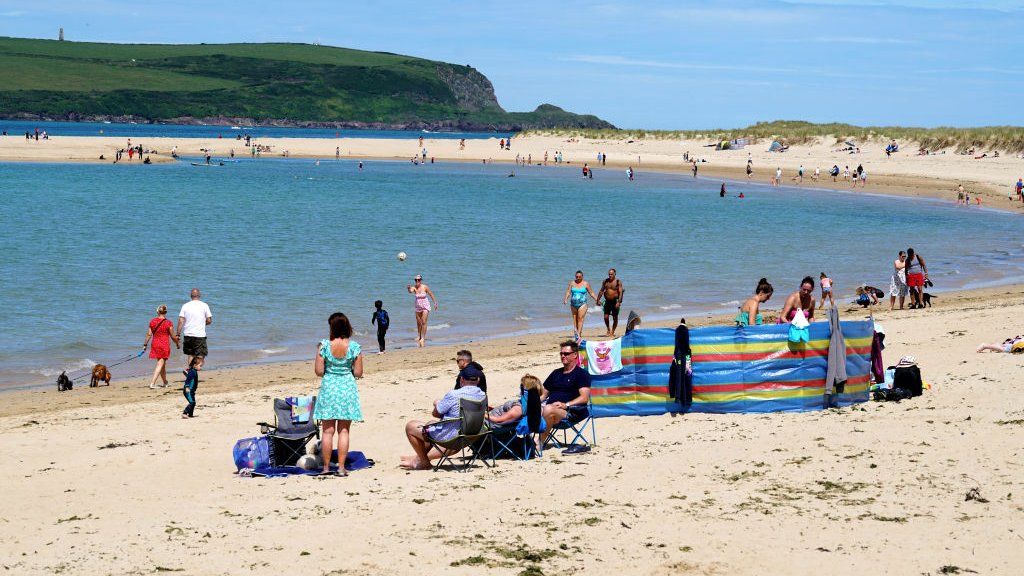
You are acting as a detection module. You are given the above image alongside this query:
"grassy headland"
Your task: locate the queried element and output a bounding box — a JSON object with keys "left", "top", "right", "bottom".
{"left": 525, "top": 120, "right": 1024, "bottom": 152}
{"left": 0, "top": 37, "right": 613, "bottom": 131}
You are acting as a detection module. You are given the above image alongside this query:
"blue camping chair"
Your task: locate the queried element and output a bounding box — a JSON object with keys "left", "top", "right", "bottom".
{"left": 490, "top": 387, "right": 545, "bottom": 461}
{"left": 545, "top": 398, "right": 596, "bottom": 450}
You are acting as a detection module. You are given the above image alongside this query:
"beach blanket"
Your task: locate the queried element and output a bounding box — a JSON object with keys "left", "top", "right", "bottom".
{"left": 286, "top": 396, "right": 313, "bottom": 424}
{"left": 244, "top": 451, "right": 375, "bottom": 478}
{"left": 584, "top": 338, "right": 623, "bottom": 375}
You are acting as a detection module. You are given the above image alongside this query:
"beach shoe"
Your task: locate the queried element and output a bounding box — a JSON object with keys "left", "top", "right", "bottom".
{"left": 561, "top": 445, "right": 591, "bottom": 455}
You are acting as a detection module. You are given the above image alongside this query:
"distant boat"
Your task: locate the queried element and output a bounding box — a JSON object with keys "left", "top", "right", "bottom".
{"left": 191, "top": 162, "right": 225, "bottom": 167}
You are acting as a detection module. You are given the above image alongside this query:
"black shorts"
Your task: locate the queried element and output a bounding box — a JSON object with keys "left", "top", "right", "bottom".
{"left": 182, "top": 336, "right": 208, "bottom": 358}
{"left": 603, "top": 297, "right": 619, "bottom": 317}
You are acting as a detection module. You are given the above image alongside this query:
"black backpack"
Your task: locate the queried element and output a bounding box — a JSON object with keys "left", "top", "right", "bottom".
{"left": 893, "top": 365, "right": 923, "bottom": 397}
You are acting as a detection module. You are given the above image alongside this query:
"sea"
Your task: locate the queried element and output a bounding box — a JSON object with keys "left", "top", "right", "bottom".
{"left": 0, "top": 119, "right": 503, "bottom": 140}
{"left": 2, "top": 157, "right": 1022, "bottom": 390}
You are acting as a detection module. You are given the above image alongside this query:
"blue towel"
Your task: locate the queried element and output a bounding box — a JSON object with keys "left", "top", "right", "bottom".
{"left": 247, "top": 451, "right": 374, "bottom": 477}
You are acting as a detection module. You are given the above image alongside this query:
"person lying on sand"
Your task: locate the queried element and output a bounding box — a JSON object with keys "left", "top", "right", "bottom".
{"left": 977, "top": 336, "right": 1022, "bottom": 353}
{"left": 400, "top": 366, "right": 486, "bottom": 470}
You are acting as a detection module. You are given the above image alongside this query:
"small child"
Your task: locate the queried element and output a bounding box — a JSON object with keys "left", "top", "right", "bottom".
{"left": 182, "top": 357, "right": 199, "bottom": 419}
{"left": 819, "top": 272, "right": 834, "bottom": 309}
{"left": 371, "top": 300, "right": 390, "bottom": 354}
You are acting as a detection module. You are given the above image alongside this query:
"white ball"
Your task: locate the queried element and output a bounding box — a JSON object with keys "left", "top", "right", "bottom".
{"left": 397, "top": 251, "right": 407, "bottom": 261}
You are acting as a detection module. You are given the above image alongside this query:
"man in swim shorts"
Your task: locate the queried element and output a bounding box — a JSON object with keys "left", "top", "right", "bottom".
{"left": 597, "top": 268, "right": 625, "bottom": 337}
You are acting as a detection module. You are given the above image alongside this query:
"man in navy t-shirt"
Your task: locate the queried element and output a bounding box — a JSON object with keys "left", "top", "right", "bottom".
{"left": 541, "top": 341, "right": 591, "bottom": 436}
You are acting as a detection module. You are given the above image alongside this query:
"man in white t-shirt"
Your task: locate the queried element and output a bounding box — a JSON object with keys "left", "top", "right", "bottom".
{"left": 177, "top": 288, "right": 212, "bottom": 369}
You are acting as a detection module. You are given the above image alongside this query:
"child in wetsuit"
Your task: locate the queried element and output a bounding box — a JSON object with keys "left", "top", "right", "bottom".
{"left": 182, "top": 357, "right": 199, "bottom": 418}
{"left": 371, "top": 300, "right": 390, "bottom": 354}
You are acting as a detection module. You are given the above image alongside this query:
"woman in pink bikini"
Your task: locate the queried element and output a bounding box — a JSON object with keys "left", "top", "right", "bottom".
{"left": 407, "top": 275, "right": 438, "bottom": 347}
{"left": 779, "top": 276, "right": 817, "bottom": 323}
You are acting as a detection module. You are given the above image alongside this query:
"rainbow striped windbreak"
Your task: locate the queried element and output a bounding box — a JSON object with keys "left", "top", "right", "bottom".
{"left": 583, "top": 320, "right": 873, "bottom": 417}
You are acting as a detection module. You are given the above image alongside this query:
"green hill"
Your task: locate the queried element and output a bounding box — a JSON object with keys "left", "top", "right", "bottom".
{"left": 0, "top": 37, "right": 614, "bottom": 131}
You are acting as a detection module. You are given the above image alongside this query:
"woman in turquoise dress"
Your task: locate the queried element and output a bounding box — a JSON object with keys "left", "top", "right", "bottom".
{"left": 313, "top": 312, "right": 364, "bottom": 476}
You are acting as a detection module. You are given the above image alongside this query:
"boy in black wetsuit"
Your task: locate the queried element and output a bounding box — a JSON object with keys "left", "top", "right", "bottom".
{"left": 371, "top": 300, "right": 390, "bottom": 354}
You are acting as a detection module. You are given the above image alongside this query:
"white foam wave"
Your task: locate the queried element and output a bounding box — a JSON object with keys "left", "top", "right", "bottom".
{"left": 514, "top": 315, "right": 533, "bottom": 321}
{"left": 260, "top": 347, "right": 287, "bottom": 355}
{"left": 431, "top": 323, "right": 452, "bottom": 330}
{"left": 31, "top": 358, "right": 96, "bottom": 378}
{"left": 719, "top": 300, "right": 741, "bottom": 307}
{"left": 659, "top": 304, "right": 682, "bottom": 310}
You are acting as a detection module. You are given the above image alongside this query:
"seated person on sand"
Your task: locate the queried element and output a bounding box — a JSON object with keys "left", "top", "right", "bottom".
{"left": 400, "top": 366, "right": 486, "bottom": 470}
{"left": 977, "top": 336, "right": 1022, "bottom": 354}
{"left": 486, "top": 374, "right": 543, "bottom": 426}
{"left": 735, "top": 278, "right": 773, "bottom": 326}
{"left": 539, "top": 341, "right": 592, "bottom": 442}
{"left": 778, "top": 276, "right": 816, "bottom": 323}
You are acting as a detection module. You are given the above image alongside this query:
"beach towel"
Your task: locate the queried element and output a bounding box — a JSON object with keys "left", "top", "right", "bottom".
{"left": 247, "top": 452, "right": 375, "bottom": 477}
{"left": 825, "top": 306, "right": 849, "bottom": 406}
{"left": 286, "top": 396, "right": 313, "bottom": 424}
{"left": 585, "top": 338, "right": 623, "bottom": 375}
{"left": 788, "top": 309, "right": 810, "bottom": 343}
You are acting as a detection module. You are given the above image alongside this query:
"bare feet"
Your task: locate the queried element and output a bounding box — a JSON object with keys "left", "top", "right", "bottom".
{"left": 399, "top": 456, "right": 432, "bottom": 470}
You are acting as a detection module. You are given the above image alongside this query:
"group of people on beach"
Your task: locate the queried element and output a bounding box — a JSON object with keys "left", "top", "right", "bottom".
{"left": 142, "top": 288, "right": 212, "bottom": 418}
{"left": 307, "top": 306, "right": 594, "bottom": 474}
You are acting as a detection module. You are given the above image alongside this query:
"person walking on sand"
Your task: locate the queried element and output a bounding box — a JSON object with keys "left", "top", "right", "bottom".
{"left": 956, "top": 183, "right": 966, "bottom": 205}
{"left": 143, "top": 305, "right": 180, "bottom": 388}
{"left": 597, "top": 268, "right": 625, "bottom": 337}
{"left": 1015, "top": 178, "right": 1023, "bottom": 202}
{"left": 564, "top": 270, "right": 598, "bottom": 342}
{"left": 793, "top": 165, "right": 804, "bottom": 184}
{"left": 407, "top": 275, "right": 438, "bottom": 347}
{"left": 371, "top": 300, "right": 390, "bottom": 354}
{"left": 904, "top": 248, "right": 929, "bottom": 309}
{"left": 774, "top": 167, "right": 782, "bottom": 187}
{"left": 313, "top": 313, "right": 364, "bottom": 476}
{"left": 889, "top": 250, "right": 908, "bottom": 310}
{"left": 691, "top": 161, "right": 698, "bottom": 178}
{"left": 182, "top": 357, "right": 199, "bottom": 418}
{"left": 746, "top": 159, "right": 753, "bottom": 179}
{"left": 818, "top": 272, "right": 835, "bottom": 309}
{"left": 177, "top": 288, "right": 212, "bottom": 370}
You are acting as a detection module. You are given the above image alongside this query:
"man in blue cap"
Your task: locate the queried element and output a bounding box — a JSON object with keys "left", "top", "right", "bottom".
{"left": 400, "top": 365, "right": 486, "bottom": 470}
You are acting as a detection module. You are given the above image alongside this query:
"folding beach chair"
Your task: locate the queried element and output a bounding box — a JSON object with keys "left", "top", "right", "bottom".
{"left": 545, "top": 398, "right": 597, "bottom": 450}
{"left": 258, "top": 396, "right": 318, "bottom": 467}
{"left": 424, "top": 396, "right": 493, "bottom": 472}
{"left": 490, "top": 387, "right": 545, "bottom": 461}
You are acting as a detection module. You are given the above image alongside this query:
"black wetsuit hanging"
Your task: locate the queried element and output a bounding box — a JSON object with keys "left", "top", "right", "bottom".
{"left": 668, "top": 321, "right": 693, "bottom": 407}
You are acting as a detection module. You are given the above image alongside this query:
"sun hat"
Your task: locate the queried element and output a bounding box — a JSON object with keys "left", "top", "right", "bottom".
{"left": 896, "top": 355, "right": 917, "bottom": 368}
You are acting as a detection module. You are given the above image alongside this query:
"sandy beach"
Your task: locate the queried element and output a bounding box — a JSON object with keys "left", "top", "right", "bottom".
{"left": 2, "top": 132, "right": 1022, "bottom": 212}
{"left": 2, "top": 285, "right": 1022, "bottom": 575}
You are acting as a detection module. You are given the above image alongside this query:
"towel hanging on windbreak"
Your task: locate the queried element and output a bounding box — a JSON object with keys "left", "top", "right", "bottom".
{"left": 825, "top": 306, "right": 849, "bottom": 396}
{"left": 668, "top": 321, "right": 692, "bottom": 406}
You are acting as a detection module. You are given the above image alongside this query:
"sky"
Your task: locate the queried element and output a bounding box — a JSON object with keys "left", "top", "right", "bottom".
{"left": 1, "top": 0, "right": 1022, "bottom": 129}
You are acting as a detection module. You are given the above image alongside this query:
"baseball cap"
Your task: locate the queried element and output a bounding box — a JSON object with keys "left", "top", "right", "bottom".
{"left": 459, "top": 365, "right": 484, "bottom": 382}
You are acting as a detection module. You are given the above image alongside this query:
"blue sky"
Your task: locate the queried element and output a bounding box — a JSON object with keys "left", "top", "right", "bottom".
{"left": 1, "top": 0, "right": 1022, "bottom": 129}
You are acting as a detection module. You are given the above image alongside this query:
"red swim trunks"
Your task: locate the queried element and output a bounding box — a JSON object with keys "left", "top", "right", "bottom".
{"left": 906, "top": 273, "right": 925, "bottom": 288}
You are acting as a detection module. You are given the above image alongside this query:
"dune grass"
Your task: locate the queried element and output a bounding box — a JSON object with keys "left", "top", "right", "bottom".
{"left": 524, "top": 120, "right": 1024, "bottom": 152}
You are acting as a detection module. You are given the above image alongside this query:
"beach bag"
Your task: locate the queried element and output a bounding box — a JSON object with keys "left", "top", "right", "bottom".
{"left": 233, "top": 436, "right": 272, "bottom": 471}
{"left": 893, "top": 365, "right": 923, "bottom": 397}
{"left": 1012, "top": 341, "right": 1024, "bottom": 354}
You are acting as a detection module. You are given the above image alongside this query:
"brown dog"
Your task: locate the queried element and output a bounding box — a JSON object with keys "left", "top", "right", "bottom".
{"left": 90, "top": 364, "right": 111, "bottom": 387}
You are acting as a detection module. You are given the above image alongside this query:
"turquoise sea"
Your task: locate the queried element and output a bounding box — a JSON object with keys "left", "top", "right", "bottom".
{"left": 2, "top": 157, "right": 1022, "bottom": 389}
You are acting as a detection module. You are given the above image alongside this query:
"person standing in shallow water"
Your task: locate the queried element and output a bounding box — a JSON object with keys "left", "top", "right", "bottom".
{"left": 563, "top": 270, "right": 598, "bottom": 342}
{"left": 407, "top": 275, "right": 438, "bottom": 347}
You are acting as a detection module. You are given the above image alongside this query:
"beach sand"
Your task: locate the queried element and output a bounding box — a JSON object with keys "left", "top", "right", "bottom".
{"left": 2, "top": 133, "right": 1022, "bottom": 212}
{"left": 3, "top": 285, "right": 1023, "bottom": 575}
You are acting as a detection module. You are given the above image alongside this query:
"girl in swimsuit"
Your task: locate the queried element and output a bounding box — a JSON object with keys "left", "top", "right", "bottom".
{"left": 562, "top": 270, "right": 597, "bottom": 342}
{"left": 735, "top": 278, "right": 773, "bottom": 327}
{"left": 779, "top": 276, "right": 816, "bottom": 324}
{"left": 818, "top": 272, "right": 834, "bottom": 309}
{"left": 407, "top": 275, "right": 438, "bottom": 347}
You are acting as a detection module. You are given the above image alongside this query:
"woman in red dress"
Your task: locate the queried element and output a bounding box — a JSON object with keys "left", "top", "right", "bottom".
{"left": 143, "top": 305, "right": 180, "bottom": 388}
